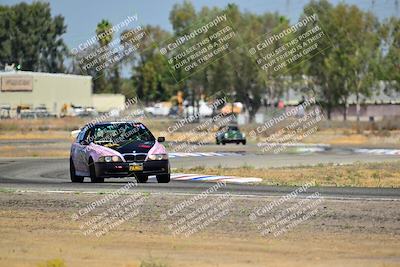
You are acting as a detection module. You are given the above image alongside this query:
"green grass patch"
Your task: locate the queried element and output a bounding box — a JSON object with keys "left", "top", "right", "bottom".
{"left": 37, "top": 258, "right": 66, "bottom": 267}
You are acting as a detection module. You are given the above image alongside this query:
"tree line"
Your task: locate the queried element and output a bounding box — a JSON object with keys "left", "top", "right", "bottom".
{"left": 0, "top": 1, "right": 399, "bottom": 120}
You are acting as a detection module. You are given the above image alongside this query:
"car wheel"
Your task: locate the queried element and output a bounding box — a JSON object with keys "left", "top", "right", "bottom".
{"left": 216, "top": 139, "right": 220, "bottom": 145}
{"left": 222, "top": 142, "right": 226, "bottom": 145}
{"left": 70, "top": 158, "right": 84, "bottom": 183}
{"left": 156, "top": 174, "right": 170, "bottom": 183}
{"left": 242, "top": 140, "right": 246, "bottom": 145}
{"left": 135, "top": 174, "right": 148, "bottom": 183}
{"left": 89, "top": 158, "right": 104, "bottom": 183}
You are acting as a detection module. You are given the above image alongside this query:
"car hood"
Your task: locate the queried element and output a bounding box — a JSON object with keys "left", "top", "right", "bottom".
{"left": 114, "top": 141, "right": 155, "bottom": 154}
{"left": 227, "top": 130, "right": 242, "bottom": 136}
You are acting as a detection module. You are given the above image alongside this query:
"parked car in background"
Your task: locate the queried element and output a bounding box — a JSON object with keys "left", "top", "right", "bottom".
{"left": 69, "top": 106, "right": 85, "bottom": 117}
{"left": 82, "top": 107, "right": 98, "bottom": 117}
{"left": 145, "top": 102, "right": 171, "bottom": 116}
{"left": 216, "top": 125, "right": 246, "bottom": 145}
{"left": 199, "top": 101, "right": 213, "bottom": 117}
{"left": 20, "top": 109, "right": 36, "bottom": 119}
{"left": 34, "top": 106, "right": 57, "bottom": 118}
{"left": 183, "top": 100, "right": 213, "bottom": 117}
{"left": 0, "top": 105, "right": 11, "bottom": 119}
{"left": 68, "top": 106, "right": 98, "bottom": 117}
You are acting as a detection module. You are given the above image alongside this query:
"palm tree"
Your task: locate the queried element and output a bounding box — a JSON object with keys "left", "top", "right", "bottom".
{"left": 96, "top": 19, "right": 113, "bottom": 47}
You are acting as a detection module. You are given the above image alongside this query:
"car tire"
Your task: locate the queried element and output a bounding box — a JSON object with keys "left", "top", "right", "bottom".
{"left": 156, "top": 174, "right": 170, "bottom": 183}
{"left": 70, "top": 158, "right": 84, "bottom": 183}
{"left": 222, "top": 142, "right": 226, "bottom": 145}
{"left": 135, "top": 174, "right": 148, "bottom": 183}
{"left": 89, "top": 158, "right": 104, "bottom": 183}
{"left": 242, "top": 140, "right": 246, "bottom": 145}
{"left": 216, "top": 139, "right": 220, "bottom": 145}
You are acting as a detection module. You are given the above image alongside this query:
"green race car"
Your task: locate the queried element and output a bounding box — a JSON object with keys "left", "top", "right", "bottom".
{"left": 216, "top": 125, "right": 246, "bottom": 145}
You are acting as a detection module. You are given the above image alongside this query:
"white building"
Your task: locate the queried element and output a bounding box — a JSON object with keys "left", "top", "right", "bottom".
{"left": 0, "top": 71, "right": 92, "bottom": 114}
{"left": 0, "top": 71, "right": 127, "bottom": 116}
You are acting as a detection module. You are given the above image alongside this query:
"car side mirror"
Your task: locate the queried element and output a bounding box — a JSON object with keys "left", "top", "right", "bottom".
{"left": 157, "top": 137, "right": 165, "bottom": 143}
{"left": 80, "top": 140, "right": 90, "bottom": 146}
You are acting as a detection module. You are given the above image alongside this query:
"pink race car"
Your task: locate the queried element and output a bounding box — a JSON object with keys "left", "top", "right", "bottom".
{"left": 70, "top": 122, "right": 170, "bottom": 183}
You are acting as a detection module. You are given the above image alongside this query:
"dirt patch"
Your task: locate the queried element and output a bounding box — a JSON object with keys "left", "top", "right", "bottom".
{"left": 0, "top": 191, "right": 399, "bottom": 267}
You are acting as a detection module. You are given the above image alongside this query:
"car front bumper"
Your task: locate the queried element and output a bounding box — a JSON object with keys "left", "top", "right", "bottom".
{"left": 94, "top": 160, "right": 170, "bottom": 178}
{"left": 221, "top": 138, "right": 246, "bottom": 143}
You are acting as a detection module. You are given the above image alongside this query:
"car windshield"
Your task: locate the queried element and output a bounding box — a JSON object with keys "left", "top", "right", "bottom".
{"left": 93, "top": 123, "right": 155, "bottom": 144}
{"left": 228, "top": 126, "right": 239, "bottom": 131}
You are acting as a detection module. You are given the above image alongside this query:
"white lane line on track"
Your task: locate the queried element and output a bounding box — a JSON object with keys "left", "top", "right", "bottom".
{"left": 12, "top": 189, "right": 400, "bottom": 202}
{"left": 168, "top": 152, "right": 241, "bottom": 158}
{"left": 353, "top": 148, "right": 400, "bottom": 155}
{"left": 168, "top": 147, "right": 400, "bottom": 157}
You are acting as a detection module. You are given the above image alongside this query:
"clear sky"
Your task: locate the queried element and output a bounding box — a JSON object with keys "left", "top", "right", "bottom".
{"left": 1, "top": 0, "right": 399, "bottom": 50}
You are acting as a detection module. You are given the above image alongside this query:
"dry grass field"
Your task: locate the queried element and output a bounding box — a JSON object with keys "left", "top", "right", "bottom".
{"left": 175, "top": 161, "right": 400, "bottom": 188}
{"left": 0, "top": 191, "right": 398, "bottom": 267}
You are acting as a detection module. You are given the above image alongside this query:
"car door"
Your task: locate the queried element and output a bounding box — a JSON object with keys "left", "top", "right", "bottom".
{"left": 216, "top": 126, "right": 224, "bottom": 141}
{"left": 81, "top": 128, "right": 94, "bottom": 175}
{"left": 73, "top": 128, "right": 90, "bottom": 174}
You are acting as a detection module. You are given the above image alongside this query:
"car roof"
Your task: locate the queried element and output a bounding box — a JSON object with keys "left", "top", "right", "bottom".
{"left": 93, "top": 121, "right": 141, "bottom": 125}
{"left": 83, "top": 121, "right": 144, "bottom": 128}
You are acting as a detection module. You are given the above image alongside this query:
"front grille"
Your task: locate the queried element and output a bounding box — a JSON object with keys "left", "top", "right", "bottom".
{"left": 135, "top": 154, "right": 147, "bottom": 161}
{"left": 124, "top": 155, "right": 135, "bottom": 162}
{"left": 123, "top": 154, "right": 147, "bottom": 162}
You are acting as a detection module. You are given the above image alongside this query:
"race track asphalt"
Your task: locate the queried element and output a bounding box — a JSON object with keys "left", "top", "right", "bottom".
{"left": 0, "top": 152, "right": 399, "bottom": 200}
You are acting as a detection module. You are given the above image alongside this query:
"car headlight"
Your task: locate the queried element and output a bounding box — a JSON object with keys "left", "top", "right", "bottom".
{"left": 148, "top": 154, "right": 168, "bottom": 160}
{"left": 98, "top": 156, "right": 122, "bottom": 162}
{"left": 242, "top": 133, "right": 246, "bottom": 138}
{"left": 224, "top": 133, "right": 228, "bottom": 138}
